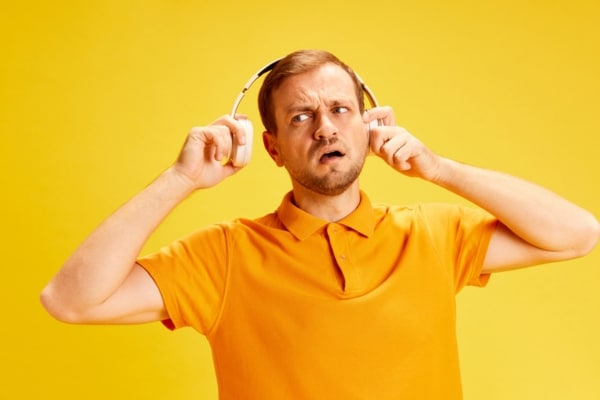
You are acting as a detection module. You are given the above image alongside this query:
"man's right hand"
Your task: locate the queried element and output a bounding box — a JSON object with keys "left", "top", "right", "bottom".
{"left": 40, "top": 115, "right": 252, "bottom": 325}
{"left": 172, "top": 115, "right": 251, "bottom": 190}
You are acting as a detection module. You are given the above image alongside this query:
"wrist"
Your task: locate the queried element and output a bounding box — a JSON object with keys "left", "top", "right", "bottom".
{"left": 157, "top": 167, "right": 198, "bottom": 199}
{"left": 428, "top": 157, "right": 457, "bottom": 187}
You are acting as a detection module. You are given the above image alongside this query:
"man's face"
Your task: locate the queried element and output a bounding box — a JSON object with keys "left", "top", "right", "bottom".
{"left": 263, "top": 63, "right": 369, "bottom": 196}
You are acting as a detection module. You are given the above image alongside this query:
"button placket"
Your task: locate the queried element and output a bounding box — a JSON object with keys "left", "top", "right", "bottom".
{"left": 327, "top": 223, "right": 359, "bottom": 293}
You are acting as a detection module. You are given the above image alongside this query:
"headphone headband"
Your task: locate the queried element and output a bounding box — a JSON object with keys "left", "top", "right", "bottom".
{"left": 230, "top": 58, "right": 379, "bottom": 117}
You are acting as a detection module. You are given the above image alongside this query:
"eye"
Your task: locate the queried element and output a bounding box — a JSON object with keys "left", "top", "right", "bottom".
{"left": 291, "top": 113, "right": 311, "bottom": 123}
{"left": 332, "top": 106, "right": 349, "bottom": 114}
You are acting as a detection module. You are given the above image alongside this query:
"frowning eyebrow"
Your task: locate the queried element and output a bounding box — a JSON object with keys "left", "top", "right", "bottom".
{"left": 284, "top": 104, "right": 314, "bottom": 115}
{"left": 284, "top": 99, "right": 349, "bottom": 115}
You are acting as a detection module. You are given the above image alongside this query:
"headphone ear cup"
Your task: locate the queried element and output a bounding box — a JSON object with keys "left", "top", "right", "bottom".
{"left": 230, "top": 119, "right": 254, "bottom": 167}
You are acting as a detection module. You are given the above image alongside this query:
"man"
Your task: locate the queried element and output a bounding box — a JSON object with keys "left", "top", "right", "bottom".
{"left": 41, "top": 49, "right": 599, "bottom": 399}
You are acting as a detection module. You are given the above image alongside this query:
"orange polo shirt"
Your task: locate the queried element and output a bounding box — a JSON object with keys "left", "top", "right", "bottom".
{"left": 138, "top": 191, "right": 497, "bottom": 399}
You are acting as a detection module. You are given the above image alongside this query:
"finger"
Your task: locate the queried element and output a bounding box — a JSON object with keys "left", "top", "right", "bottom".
{"left": 217, "top": 114, "right": 249, "bottom": 146}
{"left": 232, "top": 115, "right": 250, "bottom": 146}
{"left": 381, "top": 134, "right": 409, "bottom": 165}
{"left": 369, "top": 126, "right": 404, "bottom": 155}
{"left": 363, "top": 106, "right": 396, "bottom": 127}
{"left": 392, "top": 148, "right": 413, "bottom": 171}
{"left": 194, "top": 125, "right": 232, "bottom": 162}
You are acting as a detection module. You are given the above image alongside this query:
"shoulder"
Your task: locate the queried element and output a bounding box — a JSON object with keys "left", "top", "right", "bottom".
{"left": 370, "top": 202, "right": 455, "bottom": 221}
{"left": 206, "top": 211, "right": 287, "bottom": 243}
{"left": 371, "top": 202, "right": 493, "bottom": 231}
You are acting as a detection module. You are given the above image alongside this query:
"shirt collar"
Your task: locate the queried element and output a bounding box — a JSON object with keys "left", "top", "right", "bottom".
{"left": 276, "top": 191, "right": 375, "bottom": 241}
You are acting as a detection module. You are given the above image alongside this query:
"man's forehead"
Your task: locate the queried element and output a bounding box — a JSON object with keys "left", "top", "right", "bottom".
{"left": 273, "top": 64, "right": 357, "bottom": 105}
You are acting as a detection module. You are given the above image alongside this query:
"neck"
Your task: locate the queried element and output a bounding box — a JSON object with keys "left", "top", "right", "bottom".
{"left": 291, "top": 182, "right": 361, "bottom": 222}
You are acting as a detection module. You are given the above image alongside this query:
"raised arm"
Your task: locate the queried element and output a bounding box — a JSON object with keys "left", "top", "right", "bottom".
{"left": 365, "top": 107, "right": 600, "bottom": 272}
{"left": 40, "top": 115, "right": 251, "bottom": 324}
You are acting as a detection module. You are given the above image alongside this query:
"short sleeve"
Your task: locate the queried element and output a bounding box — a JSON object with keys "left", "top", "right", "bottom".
{"left": 419, "top": 204, "right": 498, "bottom": 293}
{"left": 137, "top": 223, "right": 229, "bottom": 334}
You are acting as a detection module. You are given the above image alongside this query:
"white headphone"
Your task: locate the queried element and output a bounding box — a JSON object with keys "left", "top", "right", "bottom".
{"left": 228, "top": 58, "right": 380, "bottom": 167}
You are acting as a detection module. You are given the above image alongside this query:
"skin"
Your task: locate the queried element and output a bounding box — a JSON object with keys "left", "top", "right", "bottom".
{"left": 262, "top": 63, "right": 370, "bottom": 220}
{"left": 40, "top": 62, "right": 600, "bottom": 325}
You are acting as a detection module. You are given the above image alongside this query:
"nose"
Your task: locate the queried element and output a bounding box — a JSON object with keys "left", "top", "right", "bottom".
{"left": 313, "top": 114, "right": 338, "bottom": 140}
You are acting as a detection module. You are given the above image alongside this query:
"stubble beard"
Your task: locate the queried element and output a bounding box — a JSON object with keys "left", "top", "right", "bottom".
{"left": 290, "top": 147, "right": 368, "bottom": 196}
{"left": 298, "top": 163, "right": 364, "bottom": 195}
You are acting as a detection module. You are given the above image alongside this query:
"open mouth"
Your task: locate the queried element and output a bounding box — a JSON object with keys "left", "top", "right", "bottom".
{"left": 320, "top": 150, "right": 345, "bottom": 162}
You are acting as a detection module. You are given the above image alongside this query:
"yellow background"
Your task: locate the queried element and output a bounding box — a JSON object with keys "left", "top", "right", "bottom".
{"left": 1, "top": 0, "right": 599, "bottom": 398}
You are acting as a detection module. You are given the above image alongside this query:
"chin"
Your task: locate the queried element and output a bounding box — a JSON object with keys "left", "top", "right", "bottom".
{"left": 311, "top": 174, "right": 360, "bottom": 196}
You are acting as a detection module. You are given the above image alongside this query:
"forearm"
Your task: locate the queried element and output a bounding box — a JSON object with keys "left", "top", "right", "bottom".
{"left": 42, "top": 167, "right": 194, "bottom": 312}
{"left": 432, "top": 158, "right": 599, "bottom": 254}
{"left": 364, "top": 107, "right": 598, "bottom": 265}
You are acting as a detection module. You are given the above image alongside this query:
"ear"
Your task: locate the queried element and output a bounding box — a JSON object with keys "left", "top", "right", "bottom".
{"left": 262, "top": 131, "right": 284, "bottom": 166}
